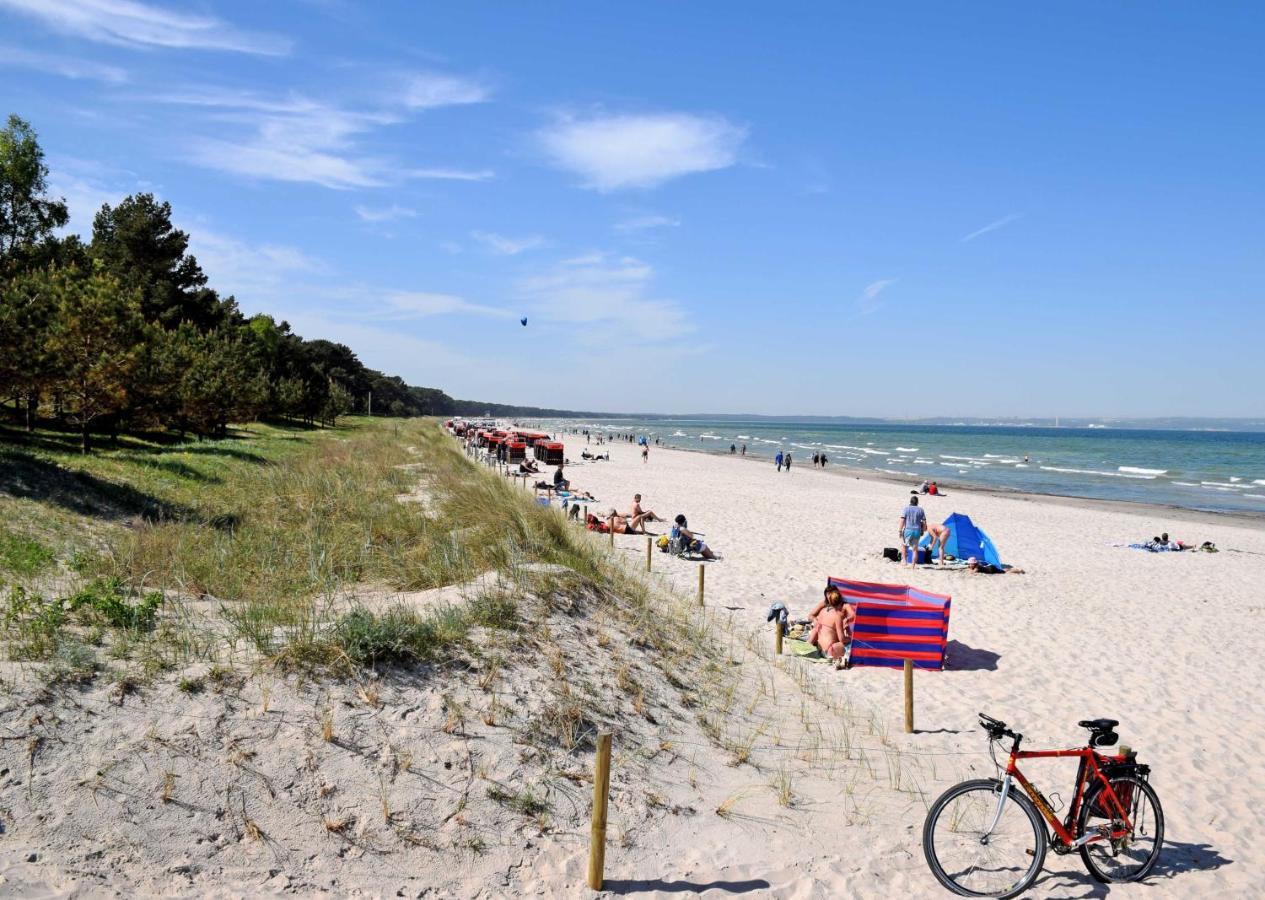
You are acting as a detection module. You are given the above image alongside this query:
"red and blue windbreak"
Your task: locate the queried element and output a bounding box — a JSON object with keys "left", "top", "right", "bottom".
{"left": 828, "top": 578, "right": 951, "bottom": 671}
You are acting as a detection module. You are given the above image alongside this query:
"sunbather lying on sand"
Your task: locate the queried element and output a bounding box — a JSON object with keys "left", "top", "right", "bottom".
{"left": 606, "top": 510, "right": 639, "bottom": 534}
{"left": 809, "top": 585, "right": 855, "bottom": 669}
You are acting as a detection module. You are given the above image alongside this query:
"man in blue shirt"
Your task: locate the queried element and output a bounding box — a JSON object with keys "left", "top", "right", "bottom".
{"left": 775, "top": 451, "right": 784, "bottom": 471}
{"left": 899, "top": 494, "right": 927, "bottom": 567}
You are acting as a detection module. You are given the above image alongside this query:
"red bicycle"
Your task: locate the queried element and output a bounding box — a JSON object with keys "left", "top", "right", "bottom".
{"left": 922, "top": 713, "right": 1164, "bottom": 897}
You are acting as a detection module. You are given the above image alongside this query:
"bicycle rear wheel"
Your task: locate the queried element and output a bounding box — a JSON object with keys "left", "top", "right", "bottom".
{"left": 1078, "top": 773, "right": 1164, "bottom": 882}
{"left": 923, "top": 779, "right": 1048, "bottom": 898}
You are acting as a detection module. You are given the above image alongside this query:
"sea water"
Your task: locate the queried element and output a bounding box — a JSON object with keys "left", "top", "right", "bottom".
{"left": 533, "top": 419, "right": 1265, "bottom": 515}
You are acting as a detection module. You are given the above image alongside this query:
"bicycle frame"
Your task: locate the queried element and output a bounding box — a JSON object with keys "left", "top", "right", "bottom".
{"left": 989, "top": 743, "right": 1134, "bottom": 850}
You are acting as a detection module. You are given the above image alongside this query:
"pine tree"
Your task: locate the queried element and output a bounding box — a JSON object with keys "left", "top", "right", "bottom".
{"left": 45, "top": 269, "right": 144, "bottom": 453}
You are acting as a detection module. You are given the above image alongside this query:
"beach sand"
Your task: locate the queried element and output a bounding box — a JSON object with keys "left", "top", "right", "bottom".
{"left": 542, "top": 440, "right": 1265, "bottom": 898}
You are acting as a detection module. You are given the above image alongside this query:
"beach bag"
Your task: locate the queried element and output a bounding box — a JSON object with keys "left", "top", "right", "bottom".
{"left": 882, "top": 547, "right": 901, "bottom": 562}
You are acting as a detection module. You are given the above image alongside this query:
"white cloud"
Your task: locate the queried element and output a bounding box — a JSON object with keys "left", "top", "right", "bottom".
{"left": 380, "top": 291, "right": 512, "bottom": 320}
{"left": 156, "top": 87, "right": 495, "bottom": 189}
{"left": 857, "top": 278, "right": 897, "bottom": 316}
{"left": 520, "top": 252, "right": 691, "bottom": 343}
{"left": 961, "top": 213, "right": 1024, "bottom": 243}
{"left": 403, "top": 72, "right": 490, "bottom": 109}
{"left": 406, "top": 167, "right": 495, "bottom": 182}
{"left": 614, "top": 213, "right": 680, "bottom": 232}
{"left": 0, "top": 44, "right": 127, "bottom": 82}
{"left": 470, "top": 230, "right": 546, "bottom": 255}
{"left": 187, "top": 228, "right": 325, "bottom": 300}
{"left": 0, "top": 0, "right": 291, "bottom": 55}
{"left": 539, "top": 112, "right": 746, "bottom": 191}
{"left": 355, "top": 204, "right": 417, "bottom": 223}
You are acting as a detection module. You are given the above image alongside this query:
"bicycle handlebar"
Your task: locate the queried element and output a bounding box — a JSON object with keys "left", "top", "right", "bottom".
{"left": 979, "top": 712, "right": 1022, "bottom": 744}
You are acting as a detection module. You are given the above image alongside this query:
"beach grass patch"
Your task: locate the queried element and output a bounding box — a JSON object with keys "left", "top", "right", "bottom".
{"left": 0, "top": 525, "right": 55, "bottom": 577}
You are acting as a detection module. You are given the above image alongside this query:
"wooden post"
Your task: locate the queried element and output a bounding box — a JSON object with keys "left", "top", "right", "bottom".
{"left": 774, "top": 620, "right": 783, "bottom": 655}
{"left": 587, "top": 732, "right": 612, "bottom": 890}
{"left": 646, "top": 536, "right": 652, "bottom": 572}
{"left": 697, "top": 563, "right": 705, "bottom": 607}
{"left": 583, "top": 504, "right": 588, "bottom": 521}
{"left": 903, "top": 659, "right": 914, "bottom": 734}
{"left": 609, "top": 527, "right": 614, "bottom": 548}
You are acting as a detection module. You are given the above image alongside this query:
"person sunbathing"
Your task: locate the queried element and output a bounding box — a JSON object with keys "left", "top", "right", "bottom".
{"left": 671, "top": 514, "right": 717, "bottom": 559}
{"left": 518, "top": 460, "right": 540, "bottom": 474}
{"left": 606, "top": 510, "right": 638, "bottom": 534}
{"left": 627, "top": 493, "right": 664, "bottom": 531}
{"left": 808, "top": 585, "right": 855, "bottom": 669}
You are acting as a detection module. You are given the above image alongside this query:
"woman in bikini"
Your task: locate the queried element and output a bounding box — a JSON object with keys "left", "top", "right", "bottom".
{"left": 808, "top": 585, "right": 856, "bottom": 669}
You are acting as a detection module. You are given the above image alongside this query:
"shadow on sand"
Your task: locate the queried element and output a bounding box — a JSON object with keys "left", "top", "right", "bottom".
{"left": 604, "top": 878, "right": 771, "bottom": 895}
{"left": 945, "top": 640, "right": 1001, "bottom": 671}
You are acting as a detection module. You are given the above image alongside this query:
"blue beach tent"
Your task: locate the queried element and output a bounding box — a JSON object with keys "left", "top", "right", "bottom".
{"left": 923, "top": 512, "right": 1004, "bottom": 568}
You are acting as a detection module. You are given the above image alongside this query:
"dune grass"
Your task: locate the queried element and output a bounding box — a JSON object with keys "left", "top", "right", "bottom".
{"left": 2, "top": 416, "right": 704, "bottom": 687}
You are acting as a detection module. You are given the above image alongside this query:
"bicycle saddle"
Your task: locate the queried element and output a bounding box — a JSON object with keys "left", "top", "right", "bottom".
{"left": 1078, "top": 718, "right": 1119, "bottom": 731}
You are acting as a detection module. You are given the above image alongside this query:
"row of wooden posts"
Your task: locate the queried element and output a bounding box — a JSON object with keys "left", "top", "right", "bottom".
{"left": 583, "top": 529, "right": 916, "bottom": 891}
{"left": 485, "top": 447, "right": 915, "bottom": 891}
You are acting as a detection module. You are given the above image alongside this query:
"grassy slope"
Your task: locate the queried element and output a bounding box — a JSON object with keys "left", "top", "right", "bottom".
{"left": 0, "top": 416, "right": 701, "bottom": 686}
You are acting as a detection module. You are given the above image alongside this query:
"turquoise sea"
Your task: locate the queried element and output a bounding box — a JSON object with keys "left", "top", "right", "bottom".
{"left": 533, "top": 419, "right": 1265, "bottom": 515}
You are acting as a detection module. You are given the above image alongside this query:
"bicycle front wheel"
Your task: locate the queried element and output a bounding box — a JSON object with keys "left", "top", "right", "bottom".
{"left": 1078, "top": 773, "right": 1164, "bottom": 883}
{"left": 923, "top": 779, "right": 1048, "bottom": 898}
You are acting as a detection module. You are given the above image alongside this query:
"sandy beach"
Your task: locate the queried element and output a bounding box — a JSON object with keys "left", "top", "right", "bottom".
{"left": 543, "top": 439, "right": 1265, "bottom": 898}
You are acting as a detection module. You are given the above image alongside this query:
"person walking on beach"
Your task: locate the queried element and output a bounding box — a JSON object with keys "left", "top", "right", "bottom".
{"left": 741, "top": 443, "right": 746, "bottom": 456}
{"left": 820, "top": 453, "right": 828, "bottom": 467}
{"left": 775, "top": 450, "right": 784, "bottom": 471}
{"left": 641, "top": 444, "right": 649, "bottom": 464}
{"left": 899, "top": 494, "right": 927, "bottom": 568}
{"left": 812, "top": 452, "right": 820, "bottom": 467}
{"left": 785, "top": 451, "right": 793, "bottom": 472}
{"left": 730, "top": 444, "right": 736, "bottom": 454}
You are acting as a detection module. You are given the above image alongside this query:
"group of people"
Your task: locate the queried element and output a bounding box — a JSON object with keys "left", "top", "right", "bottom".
{"left": 581, "top": 495, "right": 718, "bottom": 560}
{"left": 775, "top": 450, "right": 793, "bottom": 471}
{"left": 915, "top": 479, "right": 941, "bottom": 495}
{"left": 729, "top": 443, "right": 748, "bottom": 455}
{"left": 899, "top": 494, "right": 952, "bottom": 567}
{"left": 811, "top": 452, "right": 829, "bottom": 467}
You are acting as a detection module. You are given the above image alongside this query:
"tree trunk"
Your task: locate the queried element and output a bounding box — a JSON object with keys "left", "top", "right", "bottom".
{"left": 25, "top": 394, "right": 34, "bottom": 432}
{"left": 81, "top": 421, "right": 90, "bottom": 455}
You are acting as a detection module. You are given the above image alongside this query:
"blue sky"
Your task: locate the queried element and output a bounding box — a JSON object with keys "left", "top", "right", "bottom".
{"left": 3, "top": 1, "right": 1262, "bottom": 417}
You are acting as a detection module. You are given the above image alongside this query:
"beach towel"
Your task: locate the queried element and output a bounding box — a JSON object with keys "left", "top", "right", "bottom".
{"left": 784, "top": 638, "right": 825, "bottom": 660}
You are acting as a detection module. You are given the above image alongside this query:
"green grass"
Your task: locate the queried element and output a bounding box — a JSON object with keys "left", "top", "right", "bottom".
{"left": 0, "top": 524, "right": 55, "bottom": 576}
{"left": 1, "top": 415, "right": 708, "bottom": 695}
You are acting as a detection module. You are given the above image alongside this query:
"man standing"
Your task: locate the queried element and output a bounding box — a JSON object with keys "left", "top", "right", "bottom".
{"left": 899, "top": 494, "right": 927, "bottom": 568}
{"left": 775, "top": 450, "right": 784, "bottom": 472}
{"left": 785, "top": 451, "right": 792, "bottom": 472}
{"left": 641, "top": 443, "right": 649, "bottom": 464}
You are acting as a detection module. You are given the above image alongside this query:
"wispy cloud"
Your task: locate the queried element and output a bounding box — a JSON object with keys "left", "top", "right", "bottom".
{"left": 355, "top": 204, "right": 416, "bottom": 223}
{"left": 539, "top": 112, "right": 746, "bottom": 191}
{"left": 188, "top": 228, "right": 326, "bottom": 300}
{"left": 520, "top": 252, "right": 691, "bottom": 343}
{"left": 857, "top": 278, "right": 897, "bottom": 316}
{"left": 470, "top": 230, "right": 546, "bottom": 255}
{"left": 960, "top": 212, "right": 1024, "bottom": 243}
{"left": 614, "top": 213, "right": 680, "bottom": 232}
{"left": 379, "top": 291, "right": 512, "bottom": 320}
{"left": 0, "top": 0, "right": 291, "bottom": 55}
{"left": 0, "top": 44, "right": 127, "bottom": 82}
{"left": 155, "top": 87, "right": 494, "bottom": 189}
{"left": 405, "top": 167, "right": 495, "bottom": 182}
{"left": 402, "top": 72, "right": 490, "bottom": 109}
